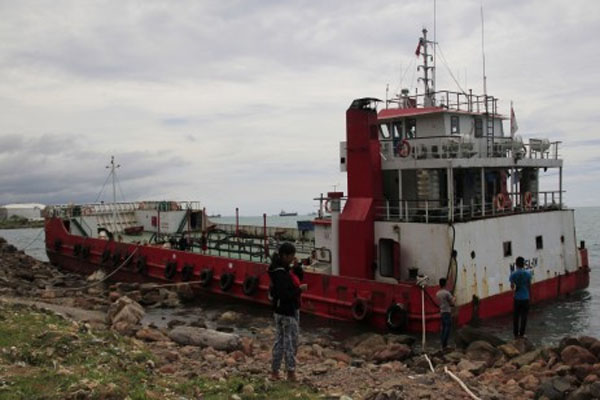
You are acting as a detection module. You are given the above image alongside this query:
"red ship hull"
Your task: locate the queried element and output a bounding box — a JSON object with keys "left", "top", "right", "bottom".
{"left": 45, "top": 218, "right": 590, "bottom": 333}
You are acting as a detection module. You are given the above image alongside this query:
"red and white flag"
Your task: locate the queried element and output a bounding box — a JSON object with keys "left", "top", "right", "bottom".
{"left": 415, "top": 38, "right": 423, "bottom": 57}
{"left": 510, "top": 101, "right": 519, "bottom": 137}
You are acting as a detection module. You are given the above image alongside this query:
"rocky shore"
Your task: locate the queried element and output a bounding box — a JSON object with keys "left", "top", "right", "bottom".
{"left": 1, "top": 236, "right": 599, "bottom": 399}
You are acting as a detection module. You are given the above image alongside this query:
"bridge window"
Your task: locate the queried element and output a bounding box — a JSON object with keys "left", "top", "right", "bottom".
{"left": 379, "top": 124, "right": 391, "bottom": 139}
{"left": 451, "top": 116, "right": 460, "bottom": 134}
{"left": 475, "top": 117, "right": 483, "bottom": 138}
{"left": 406, "top": 119, "right": 416, "bottom": 138}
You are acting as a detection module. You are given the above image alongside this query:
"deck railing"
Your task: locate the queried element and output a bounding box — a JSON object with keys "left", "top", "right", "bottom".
{"left": 376, "top": 191, "right": 564, "bottom": 223}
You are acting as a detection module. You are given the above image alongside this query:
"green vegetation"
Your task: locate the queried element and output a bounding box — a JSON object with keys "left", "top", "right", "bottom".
{"left": 0, "top": 216, "right": 44, "bottom": 229}
{"left": 0, "top": 302, "right": 318, "bottom": 400}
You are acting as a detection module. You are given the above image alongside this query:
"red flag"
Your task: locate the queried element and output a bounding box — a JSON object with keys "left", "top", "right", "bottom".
{"left": 415, "top": 38, "right": 423, "bottom": 57}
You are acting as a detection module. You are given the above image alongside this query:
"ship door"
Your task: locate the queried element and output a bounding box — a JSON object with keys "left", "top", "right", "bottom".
{"left": 379, "top": 238, "right": 401, "bottom": 279}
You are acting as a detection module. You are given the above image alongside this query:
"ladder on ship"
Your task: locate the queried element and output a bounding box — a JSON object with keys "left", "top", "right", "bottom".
{"left": 485, "top": 96, "right": 497, "bottom": 157}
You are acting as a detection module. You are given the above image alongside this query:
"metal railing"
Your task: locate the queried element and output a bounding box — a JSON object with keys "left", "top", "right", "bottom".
{"left": 380, "top": 137, "right": 561, "bottom": 161}
{"left": 376, "top": 191, "right": 564, "bottom": 223}
{"left": 386, "top": 90, "right": 498, "bottom": 114}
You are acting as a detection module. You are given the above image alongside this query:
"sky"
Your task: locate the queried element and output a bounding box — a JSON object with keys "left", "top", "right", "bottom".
{"left": 1, "top": 0, "right": 599, "bottom": 214}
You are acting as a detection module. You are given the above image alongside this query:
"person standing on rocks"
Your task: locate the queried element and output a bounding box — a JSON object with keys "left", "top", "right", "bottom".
{"left": 436, "top": 277, "right": 455, "bottom": 350}
{"left": 510, "top": 256, "right": 532, "bottom": 338}
{"left": 268, "top": 242, "right": 307, "bottom": 381}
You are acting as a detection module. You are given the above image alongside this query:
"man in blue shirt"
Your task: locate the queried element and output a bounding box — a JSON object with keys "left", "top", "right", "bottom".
{"left": 509, "top": 256, "right": 532, "bottom": 338}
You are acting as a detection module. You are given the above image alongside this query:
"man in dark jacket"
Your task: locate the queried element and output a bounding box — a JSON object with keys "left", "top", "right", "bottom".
{"left": 268, "top": 242, "right": 306, "bottom": 381}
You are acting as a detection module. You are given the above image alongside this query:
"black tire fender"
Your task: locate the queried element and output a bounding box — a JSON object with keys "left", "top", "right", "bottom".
{"left": 386, "top": 303, "right": 408, "bottom": 332}
{"left": 181, "top": 264, "right": 194, "bottom": 282}
{"left": 242, "top": 275, "right": 259, "bottom": 296}
{"left": 136, "top": 256, "right": 148, "bottom": 276}
{"left": 219, "top": 273, "right": 235, "bottom": 292}
{"left": 164, "top": 261, "right": 177, "bottom": 280}
{"left": 199, "top": 268, "right": 213, "bottom": 287}
{"left": 351, "top": 298, "right": 371, "bottom": 321}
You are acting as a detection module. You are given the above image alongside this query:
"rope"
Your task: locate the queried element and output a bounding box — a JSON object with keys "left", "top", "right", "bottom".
{"left": 94, "top": 170, "right": 113, "bottom": 203}
{"left": 435, "top": 43, "right": 469, "bottom": 96}
{"left": 57, "top": 247, "right": 139, "bottom": 291}
{"left": 21, "top": 229, "right": 44, "bottom": 250}
{"left": 444, "top": 366, "right": 482, "bottom": 400}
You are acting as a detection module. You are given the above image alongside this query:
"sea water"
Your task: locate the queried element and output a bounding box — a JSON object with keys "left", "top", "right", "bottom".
{"left": 1, "top": 208, "right": 598, "bottom": 343}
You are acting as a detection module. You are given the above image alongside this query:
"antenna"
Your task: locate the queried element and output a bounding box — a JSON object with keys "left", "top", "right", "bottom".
{"left": 106, "top": 155, "right": 120, "bottom": 232}
{"left": 433, "top": 0, "right": 437, "bottom": 95}
{"left": 480, "top": 0, "right": 487, "bottom": 100}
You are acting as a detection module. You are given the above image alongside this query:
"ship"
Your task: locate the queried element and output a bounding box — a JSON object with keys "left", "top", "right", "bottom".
{"left": 279, "top": 210, "right": 298, "bottom": 217}
{"left": 44, "top": 29, "right": 589, "bottom": 333}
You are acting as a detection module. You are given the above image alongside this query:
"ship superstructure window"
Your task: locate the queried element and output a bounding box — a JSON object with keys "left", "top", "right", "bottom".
{"left": 451, "top": 116, "right": 459, "bottom": 134}
{"left": 406, "top": 119, "right": 417, "bottom": 138}
{"left": 393, "top": 121, "right": 403, "bottom": 139}
{"left": 503, "top": 241, "right": 512, "bottom": 257}
{"left": 536, "top": 236, "right": 544, "bottom": 250}
{"left": 379, "top": 124, "right": 391, "bottom": 139}
{"left": 475, "top": 117, "right": 483, "bottom": 138}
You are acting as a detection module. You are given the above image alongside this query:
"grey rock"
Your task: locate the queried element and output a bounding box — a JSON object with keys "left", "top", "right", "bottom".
{"left": 168, "top": 326, "right": 240, "bottom": 351}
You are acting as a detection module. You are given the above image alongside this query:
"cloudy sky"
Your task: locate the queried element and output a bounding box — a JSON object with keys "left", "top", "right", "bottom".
{"left": 1, "top": 0, "right": 599, "bottom": 214}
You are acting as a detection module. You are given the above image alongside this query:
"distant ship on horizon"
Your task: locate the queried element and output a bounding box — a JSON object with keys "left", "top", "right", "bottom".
{"left": 279, "top": 210, "right": 298, "bottom": 217}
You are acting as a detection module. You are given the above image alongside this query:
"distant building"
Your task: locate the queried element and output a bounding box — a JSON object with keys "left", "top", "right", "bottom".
{"left": 0, "top": 203, "right": 46, "bottom": 221}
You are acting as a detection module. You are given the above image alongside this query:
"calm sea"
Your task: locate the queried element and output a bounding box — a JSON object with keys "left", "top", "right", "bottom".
{"left": 1, "top": 208, "right": 598, "bottom": 343}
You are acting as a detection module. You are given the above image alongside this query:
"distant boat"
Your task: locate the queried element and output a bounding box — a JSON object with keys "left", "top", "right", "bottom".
{"left": 279, "top": 210, "right": 298, "bottom": 217}
{"left": 208, "top": 214, "right": 221, "bottom": 218}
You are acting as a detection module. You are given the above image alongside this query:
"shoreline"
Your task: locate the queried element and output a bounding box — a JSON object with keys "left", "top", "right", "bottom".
{"left": 1, "top": 236, "right": 599, "bottom": 399}
{"left": 0, "top": 220, "right": 44, "bottom": 230}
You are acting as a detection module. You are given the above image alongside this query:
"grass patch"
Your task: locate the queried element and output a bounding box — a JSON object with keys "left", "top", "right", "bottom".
{"left": 0, "top": 302, "right": 319, "bottom": 399}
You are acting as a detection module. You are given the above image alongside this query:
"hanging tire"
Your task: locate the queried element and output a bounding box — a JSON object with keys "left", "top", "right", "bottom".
{"left": 219, "top": 273, "right": 235, "bottom": 292}
{"left": 181, "top": 264, "right": 194, "bottom": 282}
{"left": 351, "top": 298, "right": 371, "bottom": 321}
{"left": 73, "top": 243, "right": 82, "bottom": 256}
{"left": 81, "top": 246, "right": 91, "bottom": 259}
{"left": 386, "top": 303, "right": 408, "bottom": 332}
{"left": 136, "top": 256, "right": 148, "bottom": 276}
{"left": 199, "top": 268, "right": 213, "bottom": 287}
{"left": 101, "top": 249, "right": 111, "bottom": 263}
{"left": 54, "top": 239, "right": 62, "bottom": 252}
{"left": 112, "top": 252, "right": 122, "bottom": 267}
{"left": 164, "top": 261, "right": 177, "bottom": 280}
{"left": 242, "top": 276, "right": 259, "bottom": 296}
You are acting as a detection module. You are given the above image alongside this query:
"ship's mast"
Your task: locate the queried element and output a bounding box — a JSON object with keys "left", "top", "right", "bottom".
{"left": 417, "top": 28, "right": 435, "bottom": 107}
{"left": 107, "top": 156, "right": 120, "bottom": 233}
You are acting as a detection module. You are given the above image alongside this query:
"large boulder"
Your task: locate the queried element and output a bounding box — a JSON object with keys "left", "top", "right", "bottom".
{"left": 372, "top": 344, "right": 411, "bottom": 363}
{"left": 168, "top": 326, "right": 241, "bottom": 352}
{"left": 512, "top": 349, "right": 543, "bottom": 368}
{"left": 350, "top": 333, "right": 387, "bottom": 359}
{"left": 561, "top": 345, "right": 598, "bottom": 367}
{"left": 499, "top": 343, "right": 521, "bottom": 359}
{"left": 455, "top": 326, "right": 505, "bottom": 349}
{"left": 466, "top": 340, "right": 501, "bottom": 366}
{"left": 106, "top": 296, "right": 145, "bottom": 330}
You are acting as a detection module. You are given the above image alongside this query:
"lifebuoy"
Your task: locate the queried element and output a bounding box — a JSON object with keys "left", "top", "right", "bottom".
{"left": 523, "top": 191, "right": 533, "bottom": 210}
{"left": 495, "top": 193, "right": 505, "bottom": 211}
{"left": 164, "top": 261, "right": 177, "bottom": 280}
{"left": 82, "top": 207, "right": 93, "bottom": 216}
{"left": 242, "top": 276, "right": 259, "bottom": 296}
{"left": 386, "top": 303, "right": 408, "bottom": 332}
{"left": 73, "top": 243, "right": 82, "bottom": 256}
{"left": 136, "top": 256, "right": 148, "bottom": 276}
{"left": 219, "top": 273, "right": 235, "bottom": 291}
{"left": 351, "top": 298, "right": 371, "bottom": 321}
{"left": 101, "top": 249, "right": 111, "bottom": 263}
{"left": 199, "top": 268, "right": 213, "bottom": 287}
{"left": 398, "top": 140, "right": 411, "bottom": 158}
{"left": 181, "top": 264, "right": 194, "bottom": 282}
{"left": 324, "top": 200, "right": 332, "bottom": 213}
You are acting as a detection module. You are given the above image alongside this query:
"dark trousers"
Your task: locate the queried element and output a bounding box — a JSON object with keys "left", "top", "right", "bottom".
{"left": 513, "top": 299, "right": 529, "bottom": 337}
{"left": 440, "top": 312, "right": 452, "bottom": 348}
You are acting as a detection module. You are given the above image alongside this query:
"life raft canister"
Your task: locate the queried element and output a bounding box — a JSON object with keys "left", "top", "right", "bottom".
{"left": 398, "top": 139, "right": 411, "bottom": 158}
{"left": 164, "top": 261, "right": 178, "bottom": 280}
{"left": 199, "top": 268, "right": 213, "bottom": 287}
{"left": 219, "top": 273, "right": 235, "bottom": 291}
{"left": 181, "top": 264, "right": 194, "bottom": 282}
{"left": 351, "top": 298, "right": 372, "bottom": 321}
{"left": 136, "top": 256, "right": 148, "bottom": 276}
{"left": 386, "top": 303, "right": 408, "bottom": 332}
{"left": 242, "top": 276, "right": 259, "bottom": 296}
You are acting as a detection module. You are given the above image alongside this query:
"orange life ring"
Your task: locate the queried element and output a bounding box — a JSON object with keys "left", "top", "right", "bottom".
{"left": 495, "top": 193, "right": 505, "bottom": 211}
{"left": 82, "top": 207, "right": 93, "bottom": 216}
{"left": 324, "top": 200, "right": 332, "bottom": 213}
{"left": 524, "top": 192, "right": 533, "bottom": 210}
{"left": 398, "top": 140, "right": 411, "bottom": 158}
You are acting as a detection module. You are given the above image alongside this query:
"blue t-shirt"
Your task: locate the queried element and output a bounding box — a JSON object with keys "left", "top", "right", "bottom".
{"left": 510, "top": 269, "right": 532, "bottom": 300}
